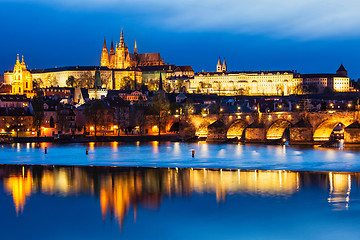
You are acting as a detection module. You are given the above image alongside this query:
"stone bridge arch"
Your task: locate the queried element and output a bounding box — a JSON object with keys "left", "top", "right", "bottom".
{"left": 313, "top": 119, "right": 355, "bottom": 141}
{"left": 188, "top": 115, "right": 218, "bottom": 138}
{"left": 227, "top": 119, "right": 249, "bottom": 140}
{"left": 266, "top": 119, "right": 292, "bottom": 140}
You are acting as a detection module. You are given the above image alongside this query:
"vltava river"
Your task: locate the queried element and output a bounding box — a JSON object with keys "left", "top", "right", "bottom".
{"left": 0, "top": 142, "right": 359, "bottom": 171}
{"left": 1, "top": 165, "right": 360, "bottom": 239}
{"left": 2, "top": 142, "right": 360, "bottom": 239}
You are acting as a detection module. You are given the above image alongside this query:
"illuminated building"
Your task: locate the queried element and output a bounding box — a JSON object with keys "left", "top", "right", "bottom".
{"left": 5, "top": 64, "right": 142, "bottom": 91}
{"left": 189, "top": 59, "right": 302, "bottom": 96}
{"left": 4, "top": 54, "right": 34, "bottom": 97}
{"left": 300, "top": 65, "right": 350, "bottom": 93}
{"left": 88, "top": 69, "right": 108, "bottom": 100}
{"left": 118, "top": 91, "right": 148, "bottom": 102}
{"left": 101, "top": 29, "right": 164, "bottom": 69}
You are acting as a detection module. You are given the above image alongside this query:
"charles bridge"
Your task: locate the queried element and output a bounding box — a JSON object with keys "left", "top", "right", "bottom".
{"left": 177, "top": 111, "right": 360, "bottom": 144}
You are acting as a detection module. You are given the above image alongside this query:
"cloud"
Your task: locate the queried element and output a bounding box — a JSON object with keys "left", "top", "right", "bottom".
{"left": 4, "top": 0, "right": 360, "bottom": 39}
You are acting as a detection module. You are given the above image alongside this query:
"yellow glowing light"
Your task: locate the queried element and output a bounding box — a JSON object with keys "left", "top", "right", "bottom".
{"left": 113, "top": 125, "right": 118, "bottom": 129}
{"left": 90, "top": 126, "right": 94, "bottom": 130}
{"left": 296, "top": 105, "right": 300, "bottom": 109}
{"left": 348, "top": 104, "right": 352, "bottom": 107}
{"left": 152, "top": 125, "right": 158, "bottom": 132}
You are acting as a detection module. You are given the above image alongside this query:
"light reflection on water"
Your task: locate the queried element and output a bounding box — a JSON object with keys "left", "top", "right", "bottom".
{"left": 2, "top": 142, "right": 360, "bottom": 173}
{"left": 1, "top": 165, "right": 360, "bottom": 239}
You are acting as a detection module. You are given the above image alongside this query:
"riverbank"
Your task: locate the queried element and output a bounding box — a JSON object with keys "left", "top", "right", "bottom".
{"left": 12, "top": 134, "right": 181, "bottom": 143}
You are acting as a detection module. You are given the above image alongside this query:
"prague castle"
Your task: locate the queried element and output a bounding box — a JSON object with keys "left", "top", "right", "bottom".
{"left": 1, "top": 31, "right": 350, "bottom": 97}
{"left": 188, "top": 58, "right": 349, "bottom": 96}
{"left": 188, "top": 58, "right": 302, "bottom": 96}
{"left": 3, "top": 30, "right": 173, "bottom": 93}
{"left": 100, "top": 29, "right": 164, "bottom": 69}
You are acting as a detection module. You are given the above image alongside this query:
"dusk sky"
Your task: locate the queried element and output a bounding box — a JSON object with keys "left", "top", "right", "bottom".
{"left": 2, "top": 0, "right": 360, "bottom": 78}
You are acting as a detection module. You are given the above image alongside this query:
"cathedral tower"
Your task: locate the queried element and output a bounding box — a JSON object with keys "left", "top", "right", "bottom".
{"left": 100, "top": 38, "right": 109, "bottom": 67}
{"left": 222, "top": 58, "right": 227, "bottom": 72}
{"left": 115, "top": 29, "right": 131, "bottom": 69}
{"left": 217, "top": 57, "right": 222, "bottom": 72}
{"left": 109, "top": 40, "right": 115, "bottom": 68}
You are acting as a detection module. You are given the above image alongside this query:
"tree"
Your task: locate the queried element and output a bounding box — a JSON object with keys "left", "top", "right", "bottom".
{"left": 8, "top": 113, "right": 24, "bottom": 138}
{"left": 32, "top": 90, "right": 44, "bottom": 137}
{"left": 85, "top": 100, "right": 107, "bottom": 137}
{"left": 133, "top": 97, "right": 146, "bottom": 135}
{"left": 33, "top": 78, "right": 44, "bottom": 89}
{"left": 46, "top": 75, "right": 58, "bottom": 87}
{"left": 306, "top": 83, "right": 318, "bottom": 94}
{"left": 78, "top": 72, "right": 95, "bottom": 88}
{"left": 121, "top": 76, "right": 135, "bottom": 91}
{"left": 49, "top": 116, "right": 55, "bottom": 128}
{"left": 293, "top": 84, "right": 304, "bottom": 95}
{"left": 66, "top": 75, "right": 78, "bottom": 87}
{"left": 213, "top": 81, "right": 221, "bottom": 95}
{"left": 177, "top": 79, "right": 184, "bottom": 92}
{"left": 237, "top": 88, "right": 246, "bottom": 95}
{"left": 150, "top": 91, "right": 170, "bottom": 135}
{"left": 276, "top": 84, "right": 284, "bottom": 95}
{"left": 164, "top": 82, "right": 172, "bottom": 93}
{"left": 148, "top": 79, "right": 157, "bottom": 92}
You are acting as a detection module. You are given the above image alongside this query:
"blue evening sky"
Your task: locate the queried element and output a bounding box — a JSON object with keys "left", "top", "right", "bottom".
{"left": 1, "top": 0, "right": 360, "bottom": 79}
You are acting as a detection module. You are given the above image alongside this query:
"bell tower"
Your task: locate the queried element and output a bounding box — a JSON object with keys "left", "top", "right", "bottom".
{"left": 216, "top": 57, "right": 222, "bottom": 72}
{"left": 100, "top": 38, "right": 109, "bottom": 67}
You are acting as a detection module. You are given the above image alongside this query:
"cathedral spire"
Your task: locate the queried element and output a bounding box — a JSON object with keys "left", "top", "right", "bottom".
{"left": 222, "top": 58, "right": 227, "bottom": 72}
{"left": 134, "top": 39, "right": 138, "bottom": 54}
{"left": 100, "top": 37, "right": 109, "bottom": 67}
{"left": 103, "top": 37, "right": 107, "bottom": 49}
{"left": 120, "top": 27, "right": 125, "bottom": 47}
{"left": 217, "top": 57, "right": 222, "bottom": 72}
{"left": 16, "top": 54, "right": 20, "bottom": 64}
{"left": 110, "top": 40, "right": 115, "bottom": 54}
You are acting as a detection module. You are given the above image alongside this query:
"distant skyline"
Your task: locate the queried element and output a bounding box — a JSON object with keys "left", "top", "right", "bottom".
{"left": 1, "top": 0, "right": 360, "bottom": 79}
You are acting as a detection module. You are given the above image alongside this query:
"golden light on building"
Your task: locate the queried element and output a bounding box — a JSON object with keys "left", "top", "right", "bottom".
{"left": 152, "top": 125, "right": 158, "bottom": 133}
{"left": 4, "top": 169, "right": 33, "bottom": 215}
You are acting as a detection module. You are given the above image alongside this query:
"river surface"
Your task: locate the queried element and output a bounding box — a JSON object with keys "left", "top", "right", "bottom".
{"left": 1, "top": 165, "right": 360, "bottom": 240}
{"left": 2, "top": 142, "right": 360, "bottom": 239}
{"left": 0, "top": 141, "right": 360, "bottom": 172}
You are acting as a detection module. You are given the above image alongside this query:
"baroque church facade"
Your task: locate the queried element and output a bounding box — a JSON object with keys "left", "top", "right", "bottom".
{"left": 101, "top": 30, "right": 164, "bottom": 69}
{"left": 10, "top": 54, "right": 33, "bottom": 96}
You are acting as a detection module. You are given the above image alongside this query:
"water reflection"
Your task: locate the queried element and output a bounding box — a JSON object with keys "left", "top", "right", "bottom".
{"left": 1, "top": 165, "right": 359, "bottom": 230}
